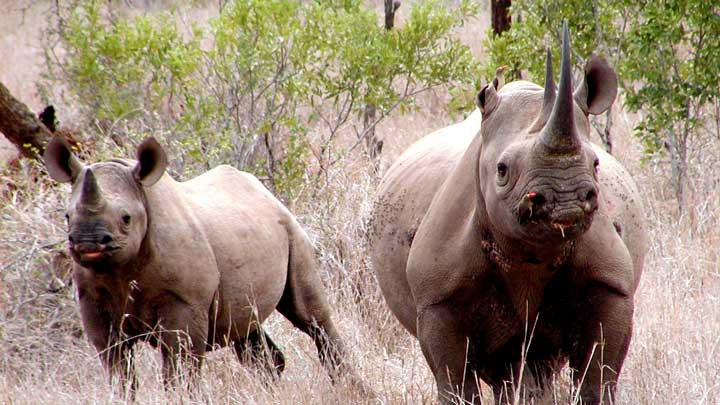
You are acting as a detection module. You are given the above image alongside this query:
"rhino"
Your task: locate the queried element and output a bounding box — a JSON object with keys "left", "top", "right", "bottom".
{"left": 43, "top": 136, "right": 362, "bottom": 393}
{"left": 369, "top": 23, "right": 647, "bottom": 404}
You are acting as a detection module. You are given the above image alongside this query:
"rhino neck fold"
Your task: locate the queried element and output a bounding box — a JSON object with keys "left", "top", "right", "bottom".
{"left": 479, "top": 228, "right": 575, "bottom": 274}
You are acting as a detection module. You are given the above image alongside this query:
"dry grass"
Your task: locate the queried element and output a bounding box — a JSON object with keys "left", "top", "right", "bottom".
{"left": 1, "top": 1, "right": 719, "bottom": 404}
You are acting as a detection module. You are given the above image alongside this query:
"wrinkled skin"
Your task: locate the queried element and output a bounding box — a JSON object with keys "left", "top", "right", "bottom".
{"left": 370, "top": 26, "right": 646, "bottom": 404}
{"left": 44, "top": 137, "right": 364, "bottom": 395}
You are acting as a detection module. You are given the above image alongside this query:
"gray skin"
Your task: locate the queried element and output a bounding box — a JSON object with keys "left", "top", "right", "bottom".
{"left": 369, "top": 24, "right": 647, "bottom": 404}
{"left": 44, "top": 137, "right": 364, "bottom": 394}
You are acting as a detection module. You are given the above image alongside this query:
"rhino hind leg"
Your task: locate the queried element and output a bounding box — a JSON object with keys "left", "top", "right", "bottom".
{"left": 233, "top": 328, "right": 286, "bottom": 377}
{"left": 274, "top": 223, "right": 370, "bottom": 393}
{"left": 491, "top": 360, "right": 556, "bottom": 404}
{"left": 275, "top": 261, "right": 352, "bottom": 383}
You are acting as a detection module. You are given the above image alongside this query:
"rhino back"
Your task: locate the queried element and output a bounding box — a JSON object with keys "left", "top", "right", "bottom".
{"left": 175, "top": 165, "right": 292, "bottom": 339}
{"left": 370, "top": 111, "right": 480, "bottom": 333}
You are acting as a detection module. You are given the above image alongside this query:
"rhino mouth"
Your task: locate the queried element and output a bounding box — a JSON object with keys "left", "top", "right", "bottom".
{"left": 549, "top": 218, "right": 588, "bottom": 238}
{"left": 71, "top": 243, "right": 121, "bottom": 264}
{"left": 516, "top": 200, "right": 593, "bottom": 240}
{"left": 518, "top": 216, "right": 591, "bottom": 241}
{"left": 515, "top": 187, "right": 597, "bottom": 239}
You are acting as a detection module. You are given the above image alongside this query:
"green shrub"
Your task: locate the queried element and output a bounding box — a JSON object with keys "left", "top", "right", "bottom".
{"left": 43, "top": 0, "right": 480, "bottom": 201}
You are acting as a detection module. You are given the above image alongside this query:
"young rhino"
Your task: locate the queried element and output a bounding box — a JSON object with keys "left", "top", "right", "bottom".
{"left": 44, "top": 136, "right": 360, "bottom": 392}
{"left": 370, "top": 23, "right": 647, "bottom": 404}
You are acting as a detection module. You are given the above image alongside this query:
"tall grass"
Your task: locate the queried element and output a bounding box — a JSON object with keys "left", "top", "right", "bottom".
{"left": 1, "top": 1, "right": 719, "bottom": 404}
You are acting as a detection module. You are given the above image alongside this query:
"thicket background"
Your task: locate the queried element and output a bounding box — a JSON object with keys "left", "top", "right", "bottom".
{"left": 0, "top": 0, "right": 718, "bottom": 404}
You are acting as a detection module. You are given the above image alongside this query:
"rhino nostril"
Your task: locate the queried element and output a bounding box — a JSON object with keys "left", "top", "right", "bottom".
{"left": 68, "top": 235, "right": 76, "bottom": 245}
{"left": 585, "top": 189, "right": 597, "bottom": 202}
{"left": 582, "top": 189, "right": 598, "bottom": 213}
{"left": 100, "top": 235, "right": 113, "bottom": 245}
{"left": 528, "top": 192, "right": 546, "bottom": 207}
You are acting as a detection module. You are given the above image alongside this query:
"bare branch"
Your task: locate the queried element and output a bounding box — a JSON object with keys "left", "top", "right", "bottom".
{"left": 0, "top": 81, "right": 53, "bottom": 160}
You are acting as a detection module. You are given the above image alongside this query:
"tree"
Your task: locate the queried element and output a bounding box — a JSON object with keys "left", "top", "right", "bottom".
{"left": 41, "top": 0, "right": 480, "bottom": 201}
{"left": 491, "top": 0, "right": 511, "bottom": 35}
{"left": 0, "top": 81, "right": 52, "bottom": 160}
{"left": 621, "top": 0, "right": 720, "bottom": 210}
{"left": 362, "top": 0, "right": 402, "bottom": 172}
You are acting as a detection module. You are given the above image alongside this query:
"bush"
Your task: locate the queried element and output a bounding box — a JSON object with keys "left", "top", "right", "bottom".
{"left": 42, "top": 0, "right": 480, "bottom": 202}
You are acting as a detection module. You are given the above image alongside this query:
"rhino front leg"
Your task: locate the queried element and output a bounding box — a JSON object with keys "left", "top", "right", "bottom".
{"left": 157, "top": 304, "right": 209, "bottom": 389}
{"left": 233, "top": 328, "right": 286, "bottom": 377}
{"left": 417, "top": 303, "right": 482, "bottom": 404}
{"left": 78, "top": 289, "right": 138, "bottom": 395}
{"left": 568, "top": 286, "right": 633, "bottom": 405}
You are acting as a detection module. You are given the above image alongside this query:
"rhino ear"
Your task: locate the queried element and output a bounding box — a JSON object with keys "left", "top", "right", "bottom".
{"left": 133, "top": 137, "right": 167, "bottom": 186}
{"left": 477, "top": 83, "right": 500, "bottom": 117}
{"left": 574, "top": 53, "right": 618, "bottom": 115}
{"left": 43, "top": 136, "right": 83, "bottom": 183}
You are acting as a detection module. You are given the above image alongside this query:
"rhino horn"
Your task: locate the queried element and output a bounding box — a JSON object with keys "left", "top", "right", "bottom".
{"left": 530, "top": 48, "right": 557, "bottom": 132}
{"left": 539, "top": 21, "right": 580, "bottom": 153}
{"left": 80, "top": 168, "right": 105, "bottom": 208}
{"left": 541, "top": 48, "right": 557, "bottom": 111}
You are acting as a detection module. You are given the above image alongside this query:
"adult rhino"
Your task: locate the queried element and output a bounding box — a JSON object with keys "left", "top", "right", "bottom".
{"left": 44, "top": 136, "right": 362, "bottom": 393}
{"left": 370, "top": 23, "right": 646, "bottom": 404}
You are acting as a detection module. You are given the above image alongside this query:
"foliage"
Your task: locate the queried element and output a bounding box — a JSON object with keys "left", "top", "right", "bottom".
{"left": 59, "top": 0, "right": 202, "bottom": 122}
{"left": 42, "top": 0, "right": 480, "bottom": 202}
{"left": 481, "top": 0, "right": 627, "bottom": 84}
{"left": 482, "top": 0, "right": 720, "bottom": 209}
{"left": 620, "top": 0, "right": 720, "bottom": 207}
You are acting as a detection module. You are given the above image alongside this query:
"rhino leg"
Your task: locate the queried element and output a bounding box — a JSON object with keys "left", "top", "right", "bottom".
{"left": 274, "top": 223, "right": 369, "bottom": 392}
{"left": 100, "top": 339, "right": 138, "bottom": 396}
{"left": 489, "top": 359, "right": 556, "bottom": 404}
{"left": 565, "top": 221, "right": 636, "bottom": 404}
{"left": 156, "top": 303, "right": 209, "bottom": 389}
{"left": 233, "top": 328, "right": 286, "bottom": 377}
{"left": 567, "top": 287, "right": 633, "bottom": 405}
{"left": 77, "top": 287, "right": 138, "bottom": 396}
{"left": 416, "top": 303, "right": 482, "bottom": 404}
{"left": 275, "top": 267, "right": 352, "bottom": 383}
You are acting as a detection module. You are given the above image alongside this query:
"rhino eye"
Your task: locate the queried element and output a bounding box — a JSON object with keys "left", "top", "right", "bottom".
{"left": 122, "top": 214, "right": 132, "bottom": 225}
{"left": 496, "top": 162, "right": 509, "bottom": 186}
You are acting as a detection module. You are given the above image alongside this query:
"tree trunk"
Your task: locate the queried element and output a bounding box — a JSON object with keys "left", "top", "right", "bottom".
{"left": 363, "top": 0, "right": 401, "bottom": 172}
{"left": 0, "top": 80, "right": 52, "bottom": 160}
{"left": 384, "top": 0, "right": 400, "bottom": 30}
{"left": 491, "top": 0, "right": 512, "bottom": 36}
